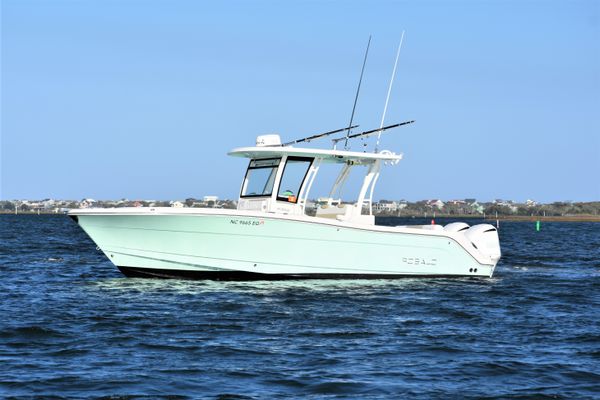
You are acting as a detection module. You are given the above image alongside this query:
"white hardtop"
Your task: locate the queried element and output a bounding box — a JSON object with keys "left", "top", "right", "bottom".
{"left": 228, "top": 146, "right": 402, "bottom": 165}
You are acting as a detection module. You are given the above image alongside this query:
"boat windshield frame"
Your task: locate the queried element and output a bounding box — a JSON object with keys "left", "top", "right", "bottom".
{"left": 275, "top": 156, "right": 314, "bottom": 204}
{"left": 240, "top": 157, "right": 281, "bottom": 198}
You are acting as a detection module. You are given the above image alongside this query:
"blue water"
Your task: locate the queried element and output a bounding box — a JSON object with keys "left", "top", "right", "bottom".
{"left": 1, "top": 215, "right": 599, "bottom": 398}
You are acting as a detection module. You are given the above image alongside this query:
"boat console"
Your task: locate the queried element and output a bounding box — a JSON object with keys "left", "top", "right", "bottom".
{"left": 229, "top": 134, "right": 402, "bottom": 225}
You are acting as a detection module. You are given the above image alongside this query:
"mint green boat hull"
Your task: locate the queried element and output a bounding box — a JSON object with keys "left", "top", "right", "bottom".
{"left": 73, "top": 211, "right": 497, "bottom": 279}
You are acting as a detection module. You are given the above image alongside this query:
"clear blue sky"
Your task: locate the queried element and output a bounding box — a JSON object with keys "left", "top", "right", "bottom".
{"left": 1, "top": 0, "right": 599, "bottom": 202}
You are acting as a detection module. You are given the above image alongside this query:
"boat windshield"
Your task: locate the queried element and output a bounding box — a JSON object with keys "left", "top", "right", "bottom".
{"left": 277, "top": 157, "right": 313, "bottom": 203}
{"left": 241, "top": 158, "right": 280, "bottom": 197}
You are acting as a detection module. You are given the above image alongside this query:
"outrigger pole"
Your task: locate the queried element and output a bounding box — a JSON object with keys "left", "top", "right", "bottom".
{"left": 344, "top": 35, "right": 372, "bottom": 151}
{"left": 282, "top": 125, "right": 359, "bottom": 146}
{"left": 376, "top": 31, "right": 405, "bottom": 153}
{"left": 283, "top": 34, "right": 414, "bottom": 150}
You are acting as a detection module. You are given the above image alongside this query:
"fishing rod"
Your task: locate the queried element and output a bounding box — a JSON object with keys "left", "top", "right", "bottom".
{"left": 331, "top": 120, "right": 415, "bottom": 146}
{"left": 282, "top": 125, "right": 359, "bottom": 146}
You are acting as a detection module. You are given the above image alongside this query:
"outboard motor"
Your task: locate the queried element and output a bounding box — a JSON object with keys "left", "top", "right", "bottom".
{"left": 444, "top": 222, "right": 470, "bottom": 232}
{"left": 464, "top": 224, "right": 501, "bottom": 261}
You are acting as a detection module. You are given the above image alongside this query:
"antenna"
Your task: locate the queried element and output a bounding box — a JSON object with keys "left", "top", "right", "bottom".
{"left": 343, "top": 35, "right": 371, "bottom": 150}
{"left": 282, "top": 125, "right": 358, "bottom": 147}
{"left": 375, "top": 31, "right": 405, "bottom": 153}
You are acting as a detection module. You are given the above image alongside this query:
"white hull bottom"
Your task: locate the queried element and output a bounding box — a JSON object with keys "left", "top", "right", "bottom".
{"left": 71, "top": 209, "right": 500, "bottom": 280}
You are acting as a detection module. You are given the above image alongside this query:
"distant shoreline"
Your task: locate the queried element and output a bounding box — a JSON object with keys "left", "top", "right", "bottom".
{"left": 380, "top": 214, "right": 600, "bottom": 222}
{"left": 2, "top": 210, "right": 599, "bottom": 222}
{"left": 484, "top": 215, "right": 600, "bottom": 222}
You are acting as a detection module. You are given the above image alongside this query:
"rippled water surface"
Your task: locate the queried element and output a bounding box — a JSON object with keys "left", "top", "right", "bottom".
{"left": 1, "top": 214, "right": 599, "bottom": 398}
